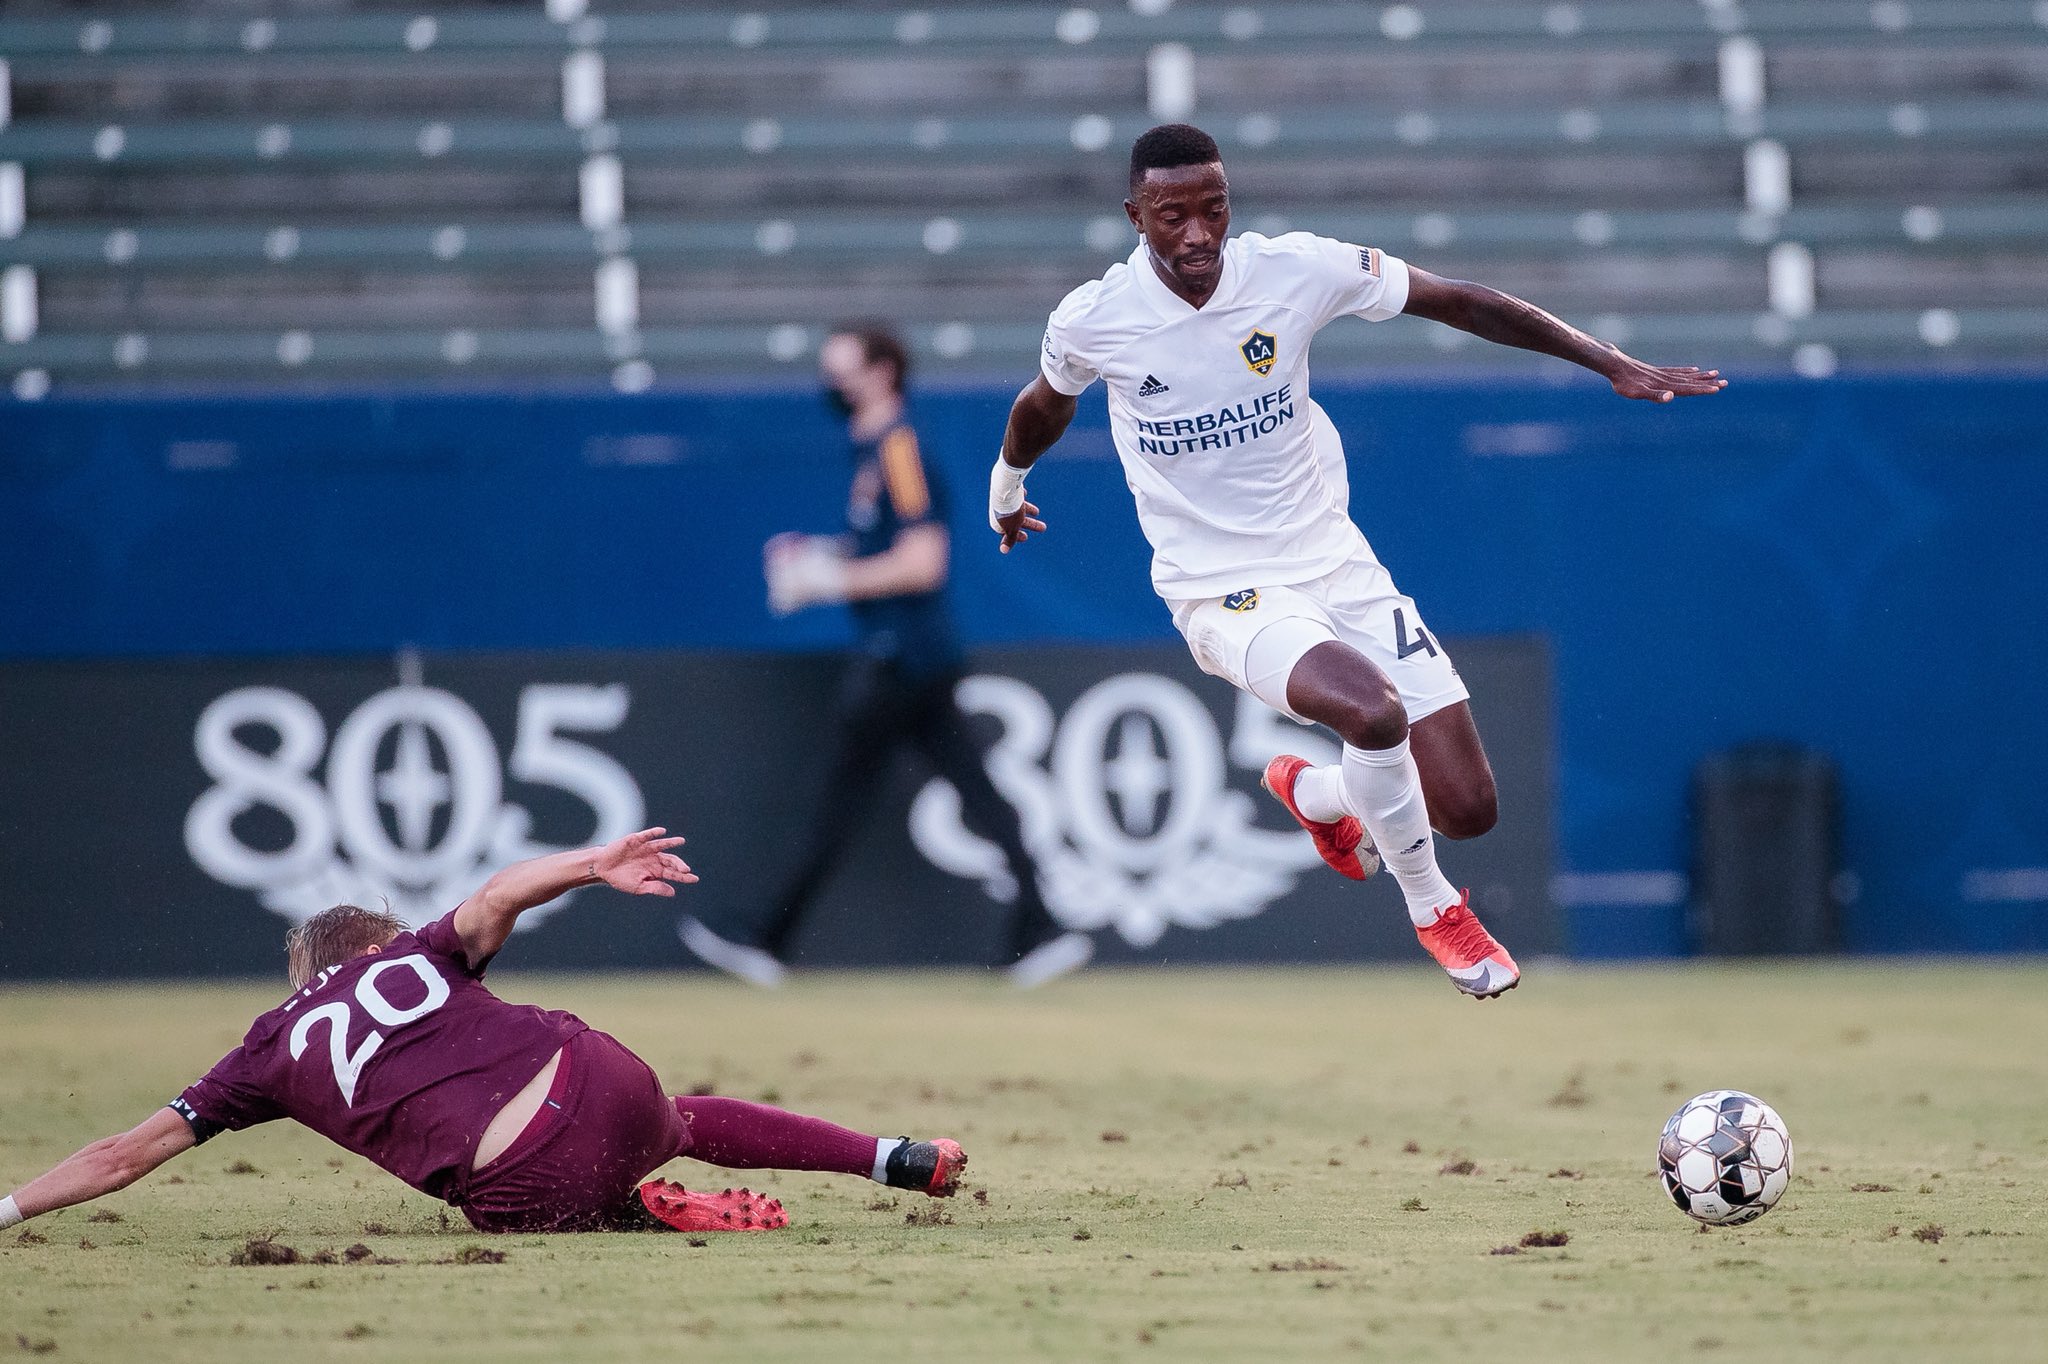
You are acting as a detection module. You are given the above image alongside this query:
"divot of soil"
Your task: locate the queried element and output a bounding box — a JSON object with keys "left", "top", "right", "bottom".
{"left": 1912, "top": 1224, "right": 1945, "bottom": 1244}
{"left": 230, "top": 1238, "right": 303, "bottom": 1266}
{"left": 1489, "top": 1244, "right": 1523, "bottom": 1256}
{"left": 224, "top": 1160, "right": 260, "bottom": 1176}
{"left": 441, "top": 1246, "right": 507, "bottom": 1265}
{"left": 972, "top": 1189, "right": 989, "bottom": 1205}
{"left": 361, "top": 1221, "right": 394, "bottom": 1235}
{"left": 1520, "top": 1229, "right": 1570, "bottom": 1248}
{"left": 1100, "top": 1130, "right": 1128, "bottom": 1143}
{"left": 1072, "top": 1229, "right": 1092, "bottom": 1241}
{"left": 1547, "top": 1169, "right": 1583, "bottom": 1180}
{"left": 1851, "top": 1183, "right": 1896, "bottom": 1193}
{"left": 1267, "top": 1257, "right": 1344, "bottom": 1272}
{"left": 1439, "top": 1158, "right": 1479, "bottom": 1176}
{"left": 85, "top": 1210, "right": 122, "bottom": 1224}
{"left": 1401, "top": 1140, "right": 1421, "bottom": 1154}
{"left": 904, "top": 1207, "right": 953, "bottom": 1228}
{"left": 14, "top": 1229, "right": 49, "bottom": 1246}
{"left": 15, "top": 1335, "right": 58, "bottom": 1355}
{"left": 1400, "top": 1198, "right": 1427, "bottom": 1212}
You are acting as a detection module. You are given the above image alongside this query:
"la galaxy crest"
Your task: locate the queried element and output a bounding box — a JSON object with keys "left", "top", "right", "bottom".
{"left": 1222, "top": 589, "right": 1259, "bottom": 612}
{"left": 1239, "top": 330, "right": 1278, "bottom": 376}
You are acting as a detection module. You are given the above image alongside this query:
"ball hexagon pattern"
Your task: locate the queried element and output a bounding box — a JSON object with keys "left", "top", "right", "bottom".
{"left": 1657, "top": 1089, "right": 1793, "bottom": 1226}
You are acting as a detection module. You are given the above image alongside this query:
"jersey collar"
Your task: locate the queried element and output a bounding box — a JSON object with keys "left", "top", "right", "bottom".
{"left": 1130, "top": 239, "right": 1236, "bottom": 317}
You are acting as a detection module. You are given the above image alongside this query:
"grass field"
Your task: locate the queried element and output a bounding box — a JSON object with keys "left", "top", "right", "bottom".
{"left": 5, "top": 961, "right": 2047, "bottom": 1362}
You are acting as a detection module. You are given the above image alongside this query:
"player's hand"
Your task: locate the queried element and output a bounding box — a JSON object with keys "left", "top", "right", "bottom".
{"left": 996, "top": 500, "right": 1046, "bottom": 554}
{"left": 592, "top": 827, "right": 698, "bottom": 897}
{"left": 764, "top": 534, "right": 848, "bottom": 615}
{"left": 1607, "top": 354, "right": 1728, "bottom": 403}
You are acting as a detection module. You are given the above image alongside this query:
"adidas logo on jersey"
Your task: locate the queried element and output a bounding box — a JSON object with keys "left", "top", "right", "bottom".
{"left": 1137, "top": 374, "right": 1171, "bottom": 397}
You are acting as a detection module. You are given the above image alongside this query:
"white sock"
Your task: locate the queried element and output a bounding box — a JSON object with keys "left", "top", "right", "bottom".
{"left": 871, "top": 1137, "right": 905, "bottom": 1184}
{"left": 1338, "top": 739, "right": 1460, "bottom": 926}
{"left": 1292, "top": 763, "right": 1349, "bottom": 823}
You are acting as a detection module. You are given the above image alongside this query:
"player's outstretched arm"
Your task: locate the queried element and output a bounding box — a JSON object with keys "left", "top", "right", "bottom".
{"left": 1402, "top": 268, "right": 1727, "bottom": 403}
{"left": 991, "top": 376, "right": 1073, "bottom": 552}
{"left": 3, "top": 1107, "right": 195, "bottom": 1228}
{"left": 452, "top": 827, "right": 697, "bottom": 964}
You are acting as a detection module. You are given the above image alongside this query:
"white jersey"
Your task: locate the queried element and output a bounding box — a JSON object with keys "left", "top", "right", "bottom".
{"left": 1039, "top": 231, "right": 1410, "bottom": 598}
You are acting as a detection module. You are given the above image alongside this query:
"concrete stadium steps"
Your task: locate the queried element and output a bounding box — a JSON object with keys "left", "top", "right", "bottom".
{"left": 9, "top": 306, "right": 2045, "bottom": 383}
{"left": 7, "top": 3, "right": 2046, "bottom": 59}
{"left": 37, "top": 144, "right": 2047, "bottom": 221}
{"left": 39, "top": 266, "right": 602, "bottom": 331}
{"left": 26, "top": 166, "right": 582, "bottom": 222}
{"left": 14, "top": 202, "right": 2048, "bottom": 267}
{"left": 20, "top": 41, "right": 2045, "bottom": 123}
{"left": 12, "top": 100, "right": 2048, "bottom": 169}
{"left": 36, "top": 242, "right": 2048, "bottom": 337}
{"left": 4, "top": 1, "right": 2045, "bottom": 389}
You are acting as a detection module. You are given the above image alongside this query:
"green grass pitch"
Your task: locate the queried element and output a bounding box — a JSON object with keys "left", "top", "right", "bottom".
{"left": 5, "top": 961, "right": 2046, "bottom": 1362}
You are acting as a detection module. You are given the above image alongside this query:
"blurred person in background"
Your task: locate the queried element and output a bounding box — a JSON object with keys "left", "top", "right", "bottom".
{"left": 678, "top": 323, "right": 1091, "bottom": 990}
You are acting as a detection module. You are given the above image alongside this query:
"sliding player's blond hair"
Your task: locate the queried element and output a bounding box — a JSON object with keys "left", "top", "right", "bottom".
{"left": 285, "top": 904, "right": 406, "bottom": 989}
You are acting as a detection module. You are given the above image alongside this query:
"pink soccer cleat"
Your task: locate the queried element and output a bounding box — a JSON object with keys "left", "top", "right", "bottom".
{"left": 1261, "top": 755, "right": 1379, "bottom": 882}
{"left": 637, "top": 1179, "right": 790, "bottom": 1232}
{"left": 1414, "top": 891, "right": 1520, "bottom": 1000}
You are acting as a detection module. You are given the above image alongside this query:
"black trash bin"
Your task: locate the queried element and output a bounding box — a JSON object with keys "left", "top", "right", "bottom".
{"left": 1689, "top": 743, "right": 1842, "bottom": 955}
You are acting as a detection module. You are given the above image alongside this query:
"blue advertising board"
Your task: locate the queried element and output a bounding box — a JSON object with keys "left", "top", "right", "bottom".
{"left": 4, "top": 370, "right": 2043, "bottom": 956}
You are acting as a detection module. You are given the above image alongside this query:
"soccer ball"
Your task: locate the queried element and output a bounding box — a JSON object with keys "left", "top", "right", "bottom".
{"left": 1656, "top": 1089, "right": 1793, "bottom": 1226}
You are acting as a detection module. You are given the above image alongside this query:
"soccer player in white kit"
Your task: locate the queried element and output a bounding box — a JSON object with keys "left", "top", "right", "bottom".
{"left": 989, "top": 125, "right": 1725, "bottom": 999}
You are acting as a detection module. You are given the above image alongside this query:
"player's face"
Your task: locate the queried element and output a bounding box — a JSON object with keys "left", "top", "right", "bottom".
{"left": 818, "top": 334, "right": 881, "bottom": 417}
{"left": 1126, "top": 163, "right": 1231, "bottom": 298}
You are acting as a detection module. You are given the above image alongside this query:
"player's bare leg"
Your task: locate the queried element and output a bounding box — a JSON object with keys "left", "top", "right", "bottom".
{"left": 1408, "top": 701, "right": 1500, "bottom": 841}
{"left": 1280, "top": 642, "right": 1518, "bottom": 998}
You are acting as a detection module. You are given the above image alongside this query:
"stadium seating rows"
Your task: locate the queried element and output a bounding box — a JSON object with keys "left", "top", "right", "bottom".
{"left": 2, "top": 0, "right": 2045, "bottom": 391}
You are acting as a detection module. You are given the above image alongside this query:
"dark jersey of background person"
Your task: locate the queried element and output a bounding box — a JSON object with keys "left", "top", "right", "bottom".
{"left": 846, "top": 420, "right": 962, "bottom": 682}
{"left": 170, "top": 912, "right": 584, "bottom": 1209}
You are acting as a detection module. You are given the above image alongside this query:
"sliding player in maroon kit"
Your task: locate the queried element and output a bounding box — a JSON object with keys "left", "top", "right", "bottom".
{"left": 0, "top": 829, "right": 964, "bottom": 1236}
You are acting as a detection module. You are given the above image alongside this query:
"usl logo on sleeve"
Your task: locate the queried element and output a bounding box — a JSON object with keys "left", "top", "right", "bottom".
{"left": 1238, "top": 330, "right": 1278, "bottom": 376}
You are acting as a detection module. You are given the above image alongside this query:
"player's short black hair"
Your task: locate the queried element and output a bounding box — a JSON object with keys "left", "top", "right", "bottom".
{"left": 829, "top": 321, "right": 912, "bottom": 394}
{"left": 1129, "top": 123, "right": 1223, "bottom": 193}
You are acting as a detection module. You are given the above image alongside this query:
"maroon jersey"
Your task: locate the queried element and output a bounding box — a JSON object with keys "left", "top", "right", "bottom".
{"left": 173, "top": 912, "right": 586, "bottom": 1207}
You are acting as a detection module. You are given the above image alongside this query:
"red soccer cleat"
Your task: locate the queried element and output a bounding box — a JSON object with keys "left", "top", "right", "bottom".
{"left": 1414, "top": 891, "right": 1520, "bottom": 1000}
{"left": 637, "top": 1179, "right": 790, "bottom": 1232}
{"left": 1262, "top": 755, "right": 1379, "bottom": 882}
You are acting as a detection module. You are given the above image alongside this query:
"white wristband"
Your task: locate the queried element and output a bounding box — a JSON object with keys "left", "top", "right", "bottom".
{"left": 989, "top": 454, "right": 1027, "bottom": 532}
{"left": 0, "top": 1194, "right": 23, "bottom": 1230}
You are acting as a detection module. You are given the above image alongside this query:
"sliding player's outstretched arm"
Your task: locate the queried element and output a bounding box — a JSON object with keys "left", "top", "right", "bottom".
{"left": 990, "top": 375, "right": 1073, "bottom": 553}
{"left": 453, "top": 827, "right": 697, "bottom": 965}
{"left": 1402, "top": 268, "right": 1727, "bottom": 402}
{"left": 3, "top": 1106, "right": 195, "bottom": 1228}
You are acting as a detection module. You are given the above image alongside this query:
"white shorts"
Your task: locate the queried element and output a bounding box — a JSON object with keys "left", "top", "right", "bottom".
{"left": 1168, "top": 553, "right": 1469, "bottom": 726}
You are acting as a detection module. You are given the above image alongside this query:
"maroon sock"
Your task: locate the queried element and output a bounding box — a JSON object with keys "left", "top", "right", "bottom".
{"left": 673, "top": 1096, "right": 879, "bottom": 1178}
